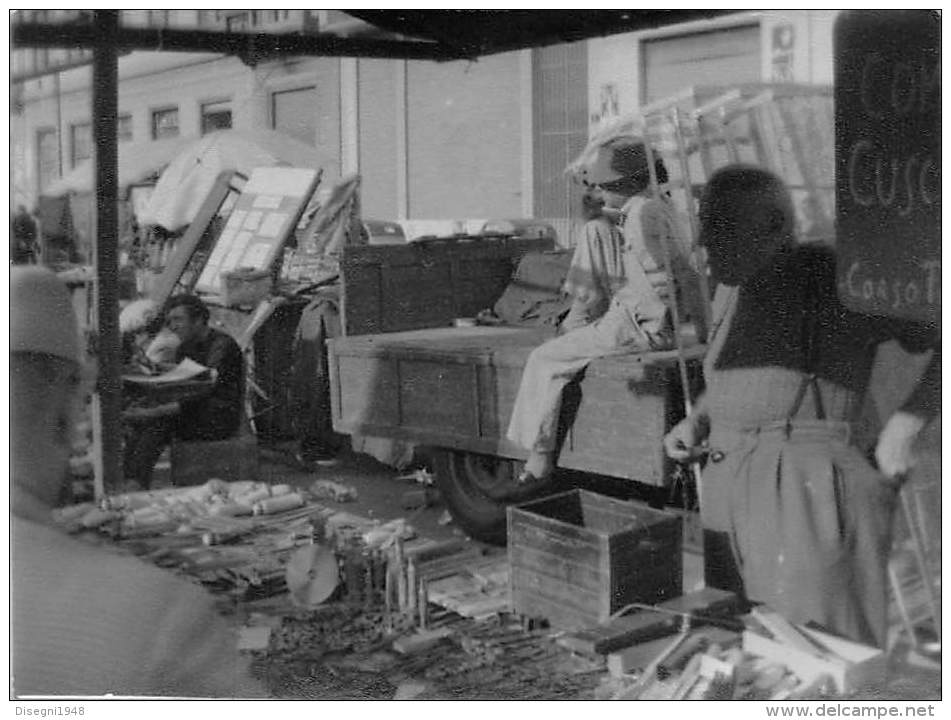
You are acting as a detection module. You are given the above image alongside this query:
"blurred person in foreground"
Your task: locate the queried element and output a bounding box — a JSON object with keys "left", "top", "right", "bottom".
{"left": 11, "top": 266, "right": 264, "bottom": 698}
{"left": 663, "top": 165, "right": 940, "bottom": 647}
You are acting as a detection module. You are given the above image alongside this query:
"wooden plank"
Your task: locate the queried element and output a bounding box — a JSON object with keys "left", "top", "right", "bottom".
{"left": 337, "top": 356, "right": 399, "bottom": 427}
{"left": 607, "top": 636, "right": 679, "bottom": 677}
{"left": 150, "top": 170, "right": 238, "bottom": 307}
{"left": 512, "top": 588, "right": 601, "bottom": 630}
{"left": 510, "top": 567, "right": 602, "bottom": 613}
{"left": 509, "top": 544, "right": 604, "bottom": 588}
{"left": 660, "top": 587, "right": 743, "bottom": 619}
{"left": 560, "top": 609, "right": 682, "bottom": 656}
{"left": 399, "top": 359, "right": 479, "bottom": 434}
{"left": 557, "top": 588, "right": 743, "bottom": 656}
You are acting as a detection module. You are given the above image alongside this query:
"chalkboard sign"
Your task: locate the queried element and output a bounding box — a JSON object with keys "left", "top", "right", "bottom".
{"left": 196, "top": 166, "right": 320, "bottom": 294}
{"left": 834, "top": 10, "right": 940, "bottom": 325}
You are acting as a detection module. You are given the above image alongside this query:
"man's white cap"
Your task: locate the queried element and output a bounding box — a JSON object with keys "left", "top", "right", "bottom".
{"left": 11, "top": 266, "right": 80, "bottom": 364}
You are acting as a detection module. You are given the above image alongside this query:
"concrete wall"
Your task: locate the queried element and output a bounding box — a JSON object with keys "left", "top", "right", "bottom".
{"left": 356, "top": 59, "right": 400, "bottom": 219}
{"left": 405, "top": 51, "right": 523, "bottom": 219}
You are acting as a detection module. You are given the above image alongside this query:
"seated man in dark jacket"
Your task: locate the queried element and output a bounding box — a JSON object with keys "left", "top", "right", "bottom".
{"left": 123, "top": 294, "right": 243, "bottom": 488}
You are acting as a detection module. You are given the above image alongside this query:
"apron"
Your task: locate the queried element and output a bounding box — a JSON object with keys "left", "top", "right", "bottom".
{"left": 700, "top": 287, "right": 899, "bottom": 647}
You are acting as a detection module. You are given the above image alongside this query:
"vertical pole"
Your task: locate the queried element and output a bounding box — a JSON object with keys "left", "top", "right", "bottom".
{"left": 519, "top": 48, "right": 534, "bottom": 220}
{"left": 54, "top": 71, "right": 63, "bottom": 177}
{"left": 92, "top": 10, "right": 121, "bottom": 496}
{"left": 395, "top": 59, "right": 409, "bottom": 219}
{"left": 669, "top": 107, "right": 713, "bottom": 338}
{"left": 339, "top": 57, "right": 360, "bottom": 175}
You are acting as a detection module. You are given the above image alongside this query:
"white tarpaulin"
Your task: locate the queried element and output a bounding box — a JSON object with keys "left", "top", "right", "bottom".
{"left": 139, "top": 129, "right": 335, "bottom": 232}
{"left": 43, "top": 136, "right": 192, "bottom": 198}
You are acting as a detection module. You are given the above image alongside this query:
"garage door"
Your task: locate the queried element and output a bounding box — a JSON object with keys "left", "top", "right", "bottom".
{"left": 642, "top": 24, "right": 761, "bottom": 105}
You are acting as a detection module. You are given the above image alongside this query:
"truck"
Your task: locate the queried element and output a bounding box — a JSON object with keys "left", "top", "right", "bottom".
{"left": 327, "top": 84, "right": 836, "bottom": 544}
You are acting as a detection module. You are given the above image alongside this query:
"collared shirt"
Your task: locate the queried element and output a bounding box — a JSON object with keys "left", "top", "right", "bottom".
{"left": 563, "top": 203, "right": 669, "bottom": 340}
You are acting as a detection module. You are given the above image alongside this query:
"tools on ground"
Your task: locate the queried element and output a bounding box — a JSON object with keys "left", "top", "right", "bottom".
{"left": 310, "top": 479, "right": 359, "bottom": 503}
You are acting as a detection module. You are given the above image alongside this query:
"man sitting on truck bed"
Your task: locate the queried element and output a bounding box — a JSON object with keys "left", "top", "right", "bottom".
{"left": 507, "top": 139, "right": 692, "bottom": 483}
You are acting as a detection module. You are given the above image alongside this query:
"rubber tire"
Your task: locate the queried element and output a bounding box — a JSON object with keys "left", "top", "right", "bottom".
{"left": 432, "top": 448, "right": 556, "bottom": 545}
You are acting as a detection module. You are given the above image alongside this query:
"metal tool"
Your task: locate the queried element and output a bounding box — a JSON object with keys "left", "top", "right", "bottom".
{"left": 284, "top": 543, "right": 340, "bottom": 608}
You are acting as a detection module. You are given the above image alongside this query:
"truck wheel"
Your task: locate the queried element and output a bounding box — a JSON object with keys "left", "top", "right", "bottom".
{"left": 432, "top": 449, "right": 555, "bottom": 545}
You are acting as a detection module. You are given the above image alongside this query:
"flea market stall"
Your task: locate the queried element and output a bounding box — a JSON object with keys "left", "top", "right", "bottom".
{"left": 12, "top": 10, "right": 940, "bottom": 702}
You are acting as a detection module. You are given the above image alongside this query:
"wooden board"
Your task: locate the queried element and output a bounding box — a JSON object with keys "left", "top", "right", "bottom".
{"left": 329, "top": 327, "right": 705, "bottom": 484}
{"left": 834, "top": 11, "right": 940, "bottom": 324}
{"left": 196, "top": 167, "right": 320, "bottom": 295}
{"left": 556, "top": 587, "right": 742, "bottom": 656}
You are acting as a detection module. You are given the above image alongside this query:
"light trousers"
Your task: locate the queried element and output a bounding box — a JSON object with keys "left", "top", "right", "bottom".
{"left": 506, "top": 299, "right": 655, "bottom": 453}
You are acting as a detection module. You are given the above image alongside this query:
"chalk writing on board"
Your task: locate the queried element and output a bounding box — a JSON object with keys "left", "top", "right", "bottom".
{"left": 844, "top": 54, "right": 940, "bottom": 216}
{"left": 842, "top": 259, "right": 941, "bottom": 312}
{"left": 834, "top": 10, "right": 940, "bottom": 324}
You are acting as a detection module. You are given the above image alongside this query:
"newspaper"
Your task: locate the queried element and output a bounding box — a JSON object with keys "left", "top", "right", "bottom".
{"left": 123, "top": 358, "right": 214, "bottom": 385}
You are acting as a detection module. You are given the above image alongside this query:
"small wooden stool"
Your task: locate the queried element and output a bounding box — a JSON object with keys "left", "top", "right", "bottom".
{"left": 170, "top": 427, "right": 258, "bottom": 487}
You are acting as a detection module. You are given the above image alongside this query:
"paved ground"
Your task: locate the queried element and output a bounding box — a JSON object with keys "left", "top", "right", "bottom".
{"left": 255, "top": 442, "right": 464, "bottom": 545}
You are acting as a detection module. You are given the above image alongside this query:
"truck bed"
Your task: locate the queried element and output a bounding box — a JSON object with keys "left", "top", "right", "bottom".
{"left": 329, "top": 325, "right": 705, "bottom": 485}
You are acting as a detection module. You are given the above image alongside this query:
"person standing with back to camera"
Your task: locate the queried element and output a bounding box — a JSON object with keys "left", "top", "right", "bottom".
{"left": 663, "top": 165, "right": 940, "bottom": 647}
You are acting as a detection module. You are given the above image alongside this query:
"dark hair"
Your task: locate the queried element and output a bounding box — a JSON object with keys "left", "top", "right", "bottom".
{"left": 165, "top": 293, "right": 210, "bottom": 324}
{"left": 700, "top": 164, "right": 795, "bottom": 243}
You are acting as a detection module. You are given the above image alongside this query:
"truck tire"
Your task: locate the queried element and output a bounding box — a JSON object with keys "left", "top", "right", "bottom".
{"left": 432, "top": 449, "right": 555, "bottom": 545}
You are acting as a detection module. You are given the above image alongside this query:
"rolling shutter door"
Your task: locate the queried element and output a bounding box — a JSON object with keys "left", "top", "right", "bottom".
{"left": 642, "top": 25, "right": 761, "bottom": 104}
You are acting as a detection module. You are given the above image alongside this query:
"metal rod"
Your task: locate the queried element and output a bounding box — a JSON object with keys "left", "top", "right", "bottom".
{"left": 668, "top": 107, "right": 713, "bottom": 340}
{"left": 899, "top": 484, "right": 941, "bottom": 642}
{"left": 92, "top": 10, "right": 122, "bottom": 496}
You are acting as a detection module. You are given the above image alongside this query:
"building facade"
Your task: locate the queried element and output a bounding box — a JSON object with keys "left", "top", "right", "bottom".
{"left": 11, "top": 9, "right": 841, "bottom": 243}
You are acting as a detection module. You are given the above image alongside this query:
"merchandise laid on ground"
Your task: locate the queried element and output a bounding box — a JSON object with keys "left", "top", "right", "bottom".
{"left": 52, "top": 474, "right": 939, "bottom": 700}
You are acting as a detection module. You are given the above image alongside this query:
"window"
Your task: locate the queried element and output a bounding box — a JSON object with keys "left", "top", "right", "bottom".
{"left": 70, "top": 122, "right": 92, "bottom": 168}
{"left": 201, "top": 100, "right": 232, "bottom": 135}
{"left": 151, "top": 107, "right": 179, "bottom": 140}
{"left": 118, "top": 113, "right": 133, "bottom": 142}
{"left": 37, "top": 127, "right": 59, "bottom": 191}
{"left": 271, "top": 86, "right": 317, "bottom": 145}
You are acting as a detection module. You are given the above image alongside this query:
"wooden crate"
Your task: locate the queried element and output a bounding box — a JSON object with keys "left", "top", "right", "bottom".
{"left": 508, "top": 489, "right": 683, "bottom": 630}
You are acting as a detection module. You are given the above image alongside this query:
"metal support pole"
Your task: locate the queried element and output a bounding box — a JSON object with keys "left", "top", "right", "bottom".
{"left": 92, "top": 10, "right": 122, "bottom": 496}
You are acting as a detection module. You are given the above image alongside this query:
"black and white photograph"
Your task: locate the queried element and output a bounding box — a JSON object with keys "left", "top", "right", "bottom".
{"left": 8, "top": 7, "right": 942, "bottom": 712}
